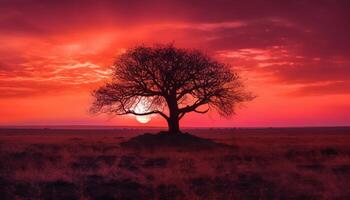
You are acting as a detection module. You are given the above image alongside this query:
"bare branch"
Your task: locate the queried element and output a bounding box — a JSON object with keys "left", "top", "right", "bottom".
{"left": 122, "top": 110, "right": 169, "bottom": 120}
{"left": 194, "top": 108, "right": 209, "bottom": 114}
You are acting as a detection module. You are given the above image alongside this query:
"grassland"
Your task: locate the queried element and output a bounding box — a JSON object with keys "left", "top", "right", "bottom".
{"left": 0, "top": 127, "right": 350, "bottom": 200}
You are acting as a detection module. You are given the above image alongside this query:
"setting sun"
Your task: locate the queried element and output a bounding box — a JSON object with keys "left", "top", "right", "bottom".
{"left": 136, "top": 115, "right": 151, "bottom": 124}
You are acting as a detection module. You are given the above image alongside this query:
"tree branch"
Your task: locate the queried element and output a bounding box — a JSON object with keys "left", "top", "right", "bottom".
{"left": 120, "top": 110, "right": 169, "bottom": 120}
{"left": 194, "top": 107, "right": 209, "bottom": 114}
{"left": 178, "top": 98, "right": 209, "bottom": 114}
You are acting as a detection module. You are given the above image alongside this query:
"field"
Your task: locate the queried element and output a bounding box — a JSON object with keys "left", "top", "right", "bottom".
{"left": 1, "top": 127, "right": 350, "bottom": 200}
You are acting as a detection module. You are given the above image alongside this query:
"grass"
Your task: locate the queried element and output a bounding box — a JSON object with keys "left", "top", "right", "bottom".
{"left": 0, "top": 127, "right": 350, "bottom": 199}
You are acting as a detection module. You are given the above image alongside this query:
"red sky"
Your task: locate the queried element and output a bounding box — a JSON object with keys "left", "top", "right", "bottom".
{"left": 0, "top": 0, "right": 349, "bottom": 127}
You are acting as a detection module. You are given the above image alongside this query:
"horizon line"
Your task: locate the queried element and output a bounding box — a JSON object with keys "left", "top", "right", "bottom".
{"left": 1, "top": 124, "right": 350, "bottom": 130}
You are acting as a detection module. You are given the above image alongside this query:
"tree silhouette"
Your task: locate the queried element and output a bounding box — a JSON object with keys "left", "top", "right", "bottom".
{"left": 91, "top": 44, "right": 253, "bottom": 133}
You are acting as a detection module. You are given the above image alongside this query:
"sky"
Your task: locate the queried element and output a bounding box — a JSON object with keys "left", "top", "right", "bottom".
{"left": 0, "top": 0, "right": 349, "bottom": 127}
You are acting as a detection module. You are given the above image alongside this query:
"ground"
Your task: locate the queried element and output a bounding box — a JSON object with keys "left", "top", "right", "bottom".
{"left": 0, "top": 127, "right": 350, "bottom": 200}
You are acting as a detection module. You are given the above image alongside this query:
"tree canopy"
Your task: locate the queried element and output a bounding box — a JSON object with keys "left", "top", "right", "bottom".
{"left": 91, "top": 44, "right": 254, "bottom": 133}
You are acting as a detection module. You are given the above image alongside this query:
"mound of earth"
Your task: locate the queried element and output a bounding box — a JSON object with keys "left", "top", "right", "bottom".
{"left": 120, "top": 132, "right": 230, "bottom": 150}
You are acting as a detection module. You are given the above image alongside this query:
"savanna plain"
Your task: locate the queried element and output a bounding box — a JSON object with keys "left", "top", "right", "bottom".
{"left": 1, "top": 127, "right": 350, "bottom": 200}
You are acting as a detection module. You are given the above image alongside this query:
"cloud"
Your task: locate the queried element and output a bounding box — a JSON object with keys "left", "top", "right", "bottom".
{"left": 154, "top": 21, "right": 247, "bottom": 31}
{"left": 0, "top": 0, "right": 350, "bottom": 97}
{"left": 291, "top": 81, "right": 350, "bottom": 96}
{"left": 0, "top": 60, "right": 112, "bottom": 98}
{"left": 217, "top": 43, "right": 350, "bottom": 95}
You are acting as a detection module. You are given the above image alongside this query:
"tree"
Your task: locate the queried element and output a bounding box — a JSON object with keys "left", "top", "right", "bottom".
{"left": 90, "top": 44, "right": 254, "bottom": 134}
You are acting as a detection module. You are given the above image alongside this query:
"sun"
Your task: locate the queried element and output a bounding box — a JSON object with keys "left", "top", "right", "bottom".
{"left": 134, "top": 100, "right": 152, "bottom": 124}
{"left": 136, "top": 115, "right": 151, "bottom": 124}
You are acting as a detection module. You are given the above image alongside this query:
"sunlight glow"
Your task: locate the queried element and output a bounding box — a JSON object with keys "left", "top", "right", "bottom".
{"left": 134, "top": 99, "right": 152, "bottom": 124}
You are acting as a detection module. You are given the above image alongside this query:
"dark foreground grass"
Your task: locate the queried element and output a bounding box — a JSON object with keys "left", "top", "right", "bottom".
{"left": 120, "top": 132, "right": 231, "bottom": 150}
{"left": 1, "top": 128, "right": 350, "bottom": 199}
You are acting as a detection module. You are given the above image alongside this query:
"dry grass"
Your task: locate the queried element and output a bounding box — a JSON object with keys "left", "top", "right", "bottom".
{"left": 0, "top": 127, "right": 350, "bottom": 200}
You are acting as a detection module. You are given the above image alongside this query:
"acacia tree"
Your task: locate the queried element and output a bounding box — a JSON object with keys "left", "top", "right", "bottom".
{"left": 91, "top": 44, "right": 253, "bottom": 134}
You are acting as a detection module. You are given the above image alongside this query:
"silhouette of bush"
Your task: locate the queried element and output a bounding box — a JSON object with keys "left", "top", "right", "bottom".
{"left": 143, "top": 157, "right": 168, "bottom": 168}
{"left": 0, "top": 177, "right": 13, "bottom": 200}
{"left": 14, "top": 182, "right": 39, "bottom": 199}
{"left": 69, "top": 137, "right": 83, "bottom": 142}
{"left": 320, "top": 147, "right": 338, "bottom": 157}
{"left": 84, "top": 174, "right": 105, "bottom": 185}
{"left": 222, "top": 154, "right": 242, "bottom": 162}
{"left": 145, "top": 174, "right": 155, "bottom": 182}
{"left": 84, "top": 179, "right": 153, "bottom": 200}
{"left": 190, "top": 175, "right": 276, "bottom": 200}
{"left": 28, "top": 152, "right": 45, "bottom": 168}
{"left": 332, "top": 165, "right": 350, "bottom": 176}
{"left": 157, "top": 184, "right": 185, "bottom": 200}
{"left": 10, "top": 151, "right": 45, "bottom": 169}
{"left": 234, "top": 173, "right": 277, "bottom": 200}
{"left": 47, "top": 155, "right": 63, "bottom": 164}
{"left": 285, "top": 149, "right": 318, "bottom": 161}
{"left": 334, "top": 194, "right": 350, "bottom": 200}
{"left": 279, "top": 191, "right": 321, "bottom": 200}
{"left": 71, "top": 156, "right": 100, "bottom": 171}
{"left": 285, "top": 147, "right": 339, "bottom": 162}
{"left": 190, "top": 176, "right": 214, "bottom": 199}
{"left": 0, "top": 157, "right": 5, "bottom": 173}
{"left": 178, "top": 158, "right": 196, "bottom": 174}
{"left": 40, "top": 180, "right": 79, "bottom": 200}
{"left": 10, "top": 151, "right": 29, "bottom": 160}
{"left": 27, "top": 144, "right": 61, "bottom": 153}
{"left": 101, "top": 145, "right": 120, "bottom": 153}
{"left": 213, "top": 176, "right": 237, "bottom": 200}
{"left": 96, "top": 155, "right": 117, "bottom": 166}
{"left": 290, "top": 173, "right": 324, "bottom": 190}
{"left": 118, "top": 155, "right": 139, "bottom": 171}
{"left": 297, "top": 163, "right": 325, "bottom": 172}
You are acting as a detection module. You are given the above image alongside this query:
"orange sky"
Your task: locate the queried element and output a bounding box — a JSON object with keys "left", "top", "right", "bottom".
{"left": 0, "top": 0, "right": 349, "bottom": 127}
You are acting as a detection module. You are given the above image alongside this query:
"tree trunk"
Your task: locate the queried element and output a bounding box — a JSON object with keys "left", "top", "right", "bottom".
{"left": 167, "top": 95, "right": 181, "bottom": 134}
{"left": 168, "top": 115, "right": 180, "bottom": 134}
